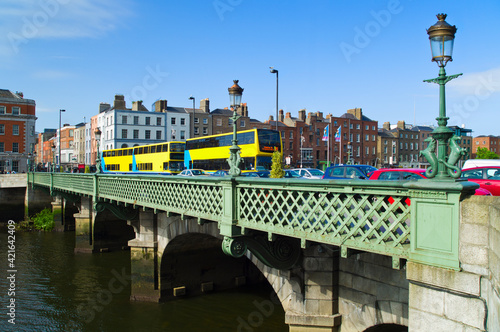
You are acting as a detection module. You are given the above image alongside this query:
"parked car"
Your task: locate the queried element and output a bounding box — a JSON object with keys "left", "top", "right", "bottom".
{"left": 322, "top": 165, "right": 377, "bottom": 180}
{"left": 462, "top": 159, "right": 500, "bottom": 169}
{"left": 369, "top": 168, "right": 492, "bottom": 196}
{"left": 178, "top": 169, "right": 206, "bottom": 176}
{"left": 211, "top": 170, "right": 229, "bottom": 177}
{"left": 290, "top": 168, "right": 324, "bottom": 179}
{"left": 240, "top": 172, "right": 260, "bottom": 178}
{"left": 460, "top": 166, "right": 500, "bottom": 196}
{"left": 284, "top": 170, "right": 302, "bottom": 178}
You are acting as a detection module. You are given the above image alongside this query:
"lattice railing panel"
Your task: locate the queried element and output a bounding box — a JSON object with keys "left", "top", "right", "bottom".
{"left": 237, "top": 185, "right": 411, "bottom": 257}
{"left": 97, "top": 176, "right": 224, "bottom": 219}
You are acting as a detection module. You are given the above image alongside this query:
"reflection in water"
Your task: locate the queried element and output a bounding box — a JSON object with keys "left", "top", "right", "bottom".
{"left": 0, "top": 227, "right": 287, "bottom": 332}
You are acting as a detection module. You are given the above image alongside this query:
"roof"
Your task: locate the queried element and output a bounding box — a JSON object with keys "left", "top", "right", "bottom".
{"left": 0, "top": 89, "right": 35, "bottom": 105}
{"left": 378, "top": 129, "right": 396, "bottom": 138}
{"left": 339, "top": 112, "right": 375, "bottom": 122}
{"left": 412, "top": 125, "right": 434, "bottom": 132}
{"left": 211, "top": 108, "right": 234, "bottom": 116}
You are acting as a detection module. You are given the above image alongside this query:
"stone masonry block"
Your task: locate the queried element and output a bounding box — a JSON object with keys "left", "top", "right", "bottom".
{"left": 407, "top": 261, "right": 481, "bottom": 296}
{"left": 490, "top": 226, "right": 500, "bottom": 260}
{"left": 305, "top": 271, "right": 333, "bottom": 286}
{"left": 461, "top": 223, "right": 489, "bottom": 246}
{"left": 305, "top": 285, "right": 333, "bottom": 301}
{"left": 363, "top": 261, "right": 408, "bottom": 289}
{"left": 304, "top": 299, "right": 336, "bottom": 316}
{"left": 340, "top": 256, "right": 365, "bottom": 276}
{"left": 409, "top": 308, "right": 466, "bottom": 332}
{"left": 303, "top": 256, "right": 336, "bottom": 272}
{"left": 359, "top": 252, "right": 392, "bottom": 268}
{"left": 408, "top": 283, "right": 444, "bottom": 316}
{"left": 339, "top": 271, "right": 353, "bottom": 288}
{"left": 461, "top": 196, "right": 495, "bottom": 225}
{"left": 444, "top": 292, "right": 485, "bottom": 330}
{"left": 490, "top": 201, "right": 500, "bottom": 232}
{"left": 460, "top": 244, "right": 489, "bottom": 267}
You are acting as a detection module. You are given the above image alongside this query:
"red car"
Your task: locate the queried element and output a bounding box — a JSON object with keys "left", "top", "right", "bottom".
{"left": 369, "top": 168, "right": 492, "bottom": 196}
{"left": 461, "top": 166, "right": 500, "bottom": 196}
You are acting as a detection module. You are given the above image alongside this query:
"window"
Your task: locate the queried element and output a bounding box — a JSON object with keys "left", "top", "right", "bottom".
{"left": 350, "top": 124, "right": 353, "bottom": 129}
{"left": 373, "top": 147, "right": 376, "bottom": 155}
{"left": 133, "top": 130, "right": 139, "bottom": 139}
{"left": 356, "top": 124, "right": 360, "bottom": 129}
{"left": 216, "top": 118, "right": 222, "bottom": 126}
{"left": 157, "top": 117, "right": 162, "bottom": 126}
{"left": 415, "top": 143, "right": 419, "bottom": 150}
{"left": 180, "top": 118, "right": 185, "bottom": 125}
{"left": 12, "top": 107, "right": 20, "bottom": 115}
{"left": 0, "top": 143, "right": 3, "bottom": 152}
{"left": 0, "top": 106, "right": 5, "bottom": 114}
{"left": 366, "top": 146, "right": 369, "bottom": 155}
{"left": 12, "top": 142, "right": 18, "bottom": 152}
{"left": 405, "top": 142, "right": 408, "bottom": 150}
{"left": 372, "top": 135, "right": 375, "bottom": 141}
{"left": 194, "top": 117, "right": 199, "bottom": 124}
{"left": 240, "top": 119, "right": 245, "bottom": 127}
{"left": 366, "top": 125, "right": 369, "bottom": 130}
{"left": 365, "top": 134, "right": 369, "bottom": 141}
{"left": 145, "top": 130, "right": 151, "bottom": 139}
{"left": 289, "top": 131, "right": 293, "bottom": 139}
{"left": 122, "top": 129, "right": 127, "bottom": 139}
{"left": 203, "top": 127, "right": 208, "bottom": 135}
{"left": 194, "top": 127, "right": 199, "bottom": 135}
{"left": 171, "top": 129, "right": 176, "bottom": 140}
{"left": 13, "top": 125, "right": 19, "bottom": 135}
{"left": 289, "top": 142, "right": 293, "bottom": 150}
{"left": 180, "top": 130, "right": 185, "bottom": 140}
{"left": 410, "top": 143, "right": 414, "bottom": 150}
{"left": 384, "top": 146, "right": 388, "bottom": 154}
{"left": 12, "top": 161, "right": 18, "bottom": 172}
{"left": 133, "top": 116, "right": 139, "bottom": 125}
{"left": 145, "top": 117, "right": 151, "bottom": 125}
{"left": 356, "top": 134, "right": 360, "bottom": 142}
{"left": 156, "top": 131, "right": 161, "bottom": 140}
{"left": 316, "top": 138, "right": 320, "bottom": 146}
{"left": 372, "top": 126, "right": 375, "bottom": 130}
{"left": 69, "top": 129, "right": 74, "bottom": 137}
{"left": 203, "top": 118, "right": 208, "bottom": 125}
{"left": 171, "top": 117, "right": 176, "bottom": 125}
{"left": 228, "top": 119, "right": 233, "bottom": 126}
{"left": 0, "top": 124, "right": 4, "bottom": 134}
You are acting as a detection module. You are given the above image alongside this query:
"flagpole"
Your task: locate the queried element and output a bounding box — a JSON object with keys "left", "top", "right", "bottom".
{"left": 339, "top": 127, "right": 342, "bottom": 165}
{"left": 327, "top": 125, "right": 330, "bottom": 167}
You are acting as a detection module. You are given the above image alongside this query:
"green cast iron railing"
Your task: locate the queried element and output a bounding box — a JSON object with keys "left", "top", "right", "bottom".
{"left": 28, "top": 172, "right": 475, "bottom": 269}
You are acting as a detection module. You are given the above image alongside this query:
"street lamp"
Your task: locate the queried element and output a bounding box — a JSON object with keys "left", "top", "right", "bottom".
{"left": 422, "top": 14, "right": 465, "bottom": 179}
{"left": 269, "top": 67, "right": 278, "bottom": 131}
{"left": 189, "top": 96, "right": 195, "bottom": 138}
{"left": 58, "top": 109, "right": 65, "bottom": 172}
{"left": 51, "top": 144, "right": 56, "bottom": 173}
{"left": 227, "top": 80, "right": 244, "bottom": 176}
{"left": 28, "top": 153, "right": 31, "bottom": 173}
{"left": 94, "top": 128, "right": 102, "bottom": 173}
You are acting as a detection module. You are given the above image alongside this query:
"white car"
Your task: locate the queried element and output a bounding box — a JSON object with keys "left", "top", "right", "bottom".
{"left": 290, "top": 168, "right": 324, "bottom": 179}
{"left": 178, "top": 169, "right": 206, "bottom": 176}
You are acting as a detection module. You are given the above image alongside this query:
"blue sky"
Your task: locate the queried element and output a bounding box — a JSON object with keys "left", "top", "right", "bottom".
{"left": 1, "top": 0, "right": 499, "bottom": 136}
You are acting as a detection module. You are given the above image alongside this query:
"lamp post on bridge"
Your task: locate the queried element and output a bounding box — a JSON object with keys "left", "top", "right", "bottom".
{"left": 58, "top": 109, "right": 65, "bottom": 172}
{"left": 94, "top": 128, "right": 102, "bottom": 173}
{"left": 227, "top": 80, "right": 244, "bottom": 176}
{"left": 189, "top": 96, "right": 195, "bottom": 138}
{"left": 269, "top": 67, "right": 278, "bottom": 131}
{"left": 51, "top": 144, "right": 55, "bottom": 173}
{"left": 422, "top": 14, "right": 464, "bottom": 180}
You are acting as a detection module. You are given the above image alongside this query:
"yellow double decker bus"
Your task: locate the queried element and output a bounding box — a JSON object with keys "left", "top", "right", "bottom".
{"left": 102, "top": 141, "right": 185, "bottom": 175}
{"left": 184, "top": 129, "right": 282, "bottom": 172}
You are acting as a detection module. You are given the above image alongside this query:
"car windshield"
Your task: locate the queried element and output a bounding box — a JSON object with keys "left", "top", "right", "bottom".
{"left": 309, "top": 169, "right": 324, "bottom": 176}
{"left": 360, "top": 166, "right": 377, "bottom": 175}
{"left": 191, "top": 170, "right": 204, "bottom": 175}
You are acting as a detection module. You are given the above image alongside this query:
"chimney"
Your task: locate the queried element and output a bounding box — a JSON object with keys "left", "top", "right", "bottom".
{"left": 200, "top": 98, "right": 210, "bottom": 113}
{"left": 316, "top": 111, "right": 323, "bottom": 120}
{"left": 383, "top": 122, "right": 391, "bottom": 130}
{"left": 239, "top": 103, "right": 248, "bottom": 117}
{"left": 347, "top": 108, "right": 363, "bottom": 120}
{"left": 132, "top": 101, "right": 143, "bottom": 111}
{"left": 15, "top": 91, "right": 23, "bottom": 98}
{"left": 326, "top": 114, "right": 331, "bottom": 120}
{"left": 286, "top": 112, "right": 291, "bottom": 119}
{"left": 397, "top": 120, "right": 405, "bottom": 129}
{"left": 113, "top": 94, "right": 126, "bottom": 109}
{"left": 154, "top": 100, "right": 167, "bottom": 112}
{"left": 269, "top": 115, "right": 274, "bottom": 122}
{"left": 278, "top": 109, "right": 284, "bottom": 122}
{"left": 298, "top": 109, "right": 306, "bottom": 121}
{"left": 99, "top": 103, "right": 110, "bottom": 113}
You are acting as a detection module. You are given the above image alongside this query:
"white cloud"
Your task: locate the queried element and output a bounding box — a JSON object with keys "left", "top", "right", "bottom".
{"left": 448, "top": 66, "right": 500, "bottom": 96}
{"left": 32, "top": 69, "right": 72, "bottom": 79}
{"left": 0, "top": 0, "right": 133, "bottom": 56}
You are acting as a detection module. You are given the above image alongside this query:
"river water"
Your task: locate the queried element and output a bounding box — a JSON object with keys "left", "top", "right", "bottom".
{"left": 0, "top": 224, "right": 287, "bottom": 332}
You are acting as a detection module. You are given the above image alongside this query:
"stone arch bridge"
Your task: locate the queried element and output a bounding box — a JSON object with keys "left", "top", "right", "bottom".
{"left": 26, "top": 173, "right": 500, "bottom": 331}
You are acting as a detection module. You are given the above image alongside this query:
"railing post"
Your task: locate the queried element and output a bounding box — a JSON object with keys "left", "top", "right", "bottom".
{"left": 219, "top": 178, "right": 242, "bottom": 238}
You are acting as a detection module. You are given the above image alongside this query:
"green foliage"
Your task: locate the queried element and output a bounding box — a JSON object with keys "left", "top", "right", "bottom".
{"left": 270, "top": 151, "right": 285, "bottom": 178}
{"left": 85, "top": 165, "right": 90, "bottom": 173}
{"left": 32, "top": 208, "right": 55, "bottom": 231}
{"left": 476, "top": 147, "right": 499, "bottom": 159}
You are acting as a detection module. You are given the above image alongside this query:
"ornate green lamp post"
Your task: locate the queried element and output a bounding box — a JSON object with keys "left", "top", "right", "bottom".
{"left": 421, "top": 14, "right": 465, "bottom": 180}
{"left": 227, "top": 80, "right": 244, "bottom": 176}
{"left": 94, "top": 128, "right": 102, "bottom": 173}
{"left": 51, "top": 144, "right": 56, "bottom": 173}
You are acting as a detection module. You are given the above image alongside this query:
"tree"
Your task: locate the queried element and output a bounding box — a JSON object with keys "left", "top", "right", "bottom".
{"left": 270, "top": 150, "right": 285, "bottom": 178}
{"left": 476, "top": 147, "right": 499, "bottom": 159}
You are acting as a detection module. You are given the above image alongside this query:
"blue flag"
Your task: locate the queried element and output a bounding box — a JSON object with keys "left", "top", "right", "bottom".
{"left": 334, "top": 126, "right": 341, "bottom": 142}
{"left": 322, "top": 125, "right": 329, "bottom": 141}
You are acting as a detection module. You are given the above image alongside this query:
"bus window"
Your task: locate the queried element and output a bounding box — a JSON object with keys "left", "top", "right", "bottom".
{"left": 162, "top": 144, "right": 168, "bottom": 152}
{"left": 150, "top": 146, "right": 156, "bottom": 154}
{"left": 118, "top": 150, "right": 122, "bottom": 156}
{"left": 111, "top": 151, "right": 116, "bottom": 157}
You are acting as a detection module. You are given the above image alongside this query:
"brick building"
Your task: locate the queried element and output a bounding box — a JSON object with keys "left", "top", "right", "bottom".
{"left": 473, "top": 135, "right": 500, "bottom": 158}
{"left": 0, "top": 89, "right": 36, "bottom": 172}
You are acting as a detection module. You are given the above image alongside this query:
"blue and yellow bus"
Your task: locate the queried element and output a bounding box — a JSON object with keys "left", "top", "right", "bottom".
{"left": 101, "top": 141, "right": 185, "bottom": 174}
{"left": 184, "top": 129, "right": 281, "bottom": 172}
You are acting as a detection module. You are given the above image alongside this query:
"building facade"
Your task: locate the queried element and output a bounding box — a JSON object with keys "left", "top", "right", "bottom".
{"left": 0, "top": 89, "right": 36, "bottom": 173}
{"left": 473, "top": 135, "right": 500, "bottom": 158}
